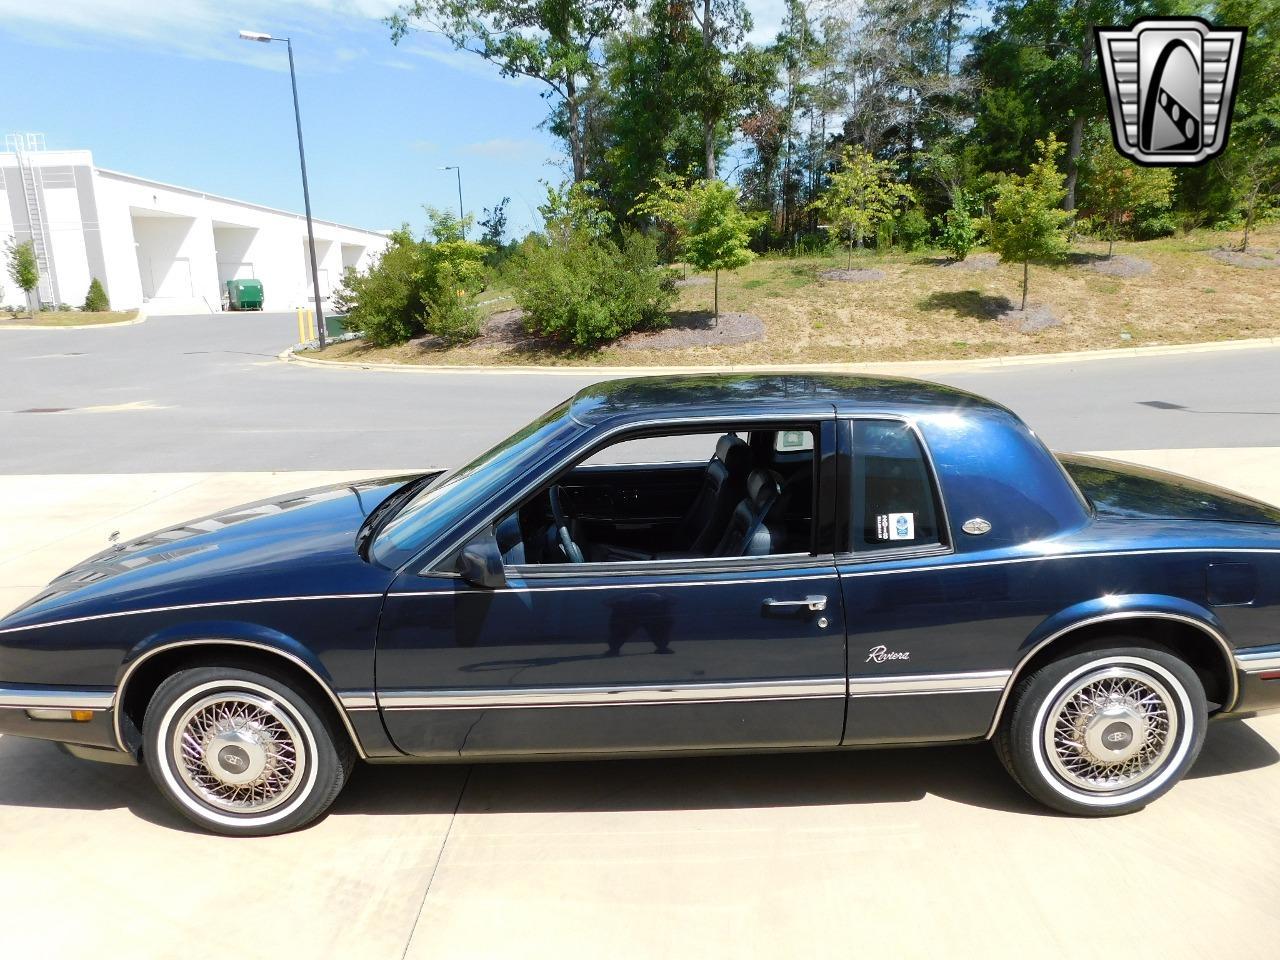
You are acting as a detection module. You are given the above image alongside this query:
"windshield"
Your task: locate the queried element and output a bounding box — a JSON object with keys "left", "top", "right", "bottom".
{"left": 370, "top": 400, "right": 580, "bottom": 568}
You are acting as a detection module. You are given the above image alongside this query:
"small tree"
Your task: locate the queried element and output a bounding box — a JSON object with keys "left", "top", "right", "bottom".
{"left": 6, "top": 238, "right": 38, "bottom": 317}
{"left": 935, "top": 189, "right": 980, "bottom": 262}
{"left": 809, "top": 145, "right": 913, "bottom": 268}
{"left": 1081, "top": 128, "right": 1174, "bottom": 258}
{"left": 83, "top": 278, "right": 110, "bottom": 312}
{"left": 985, "top": 135, "right": 1072, "bottom": 311}
{"left": 634, "top": 176, "right": 762, "bottom": 321}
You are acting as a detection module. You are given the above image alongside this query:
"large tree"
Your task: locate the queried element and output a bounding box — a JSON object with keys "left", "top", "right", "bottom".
{"left": 969, "top": 0, "right": 1175, "bottom": 210}
{"left": 388, "top": 0, "right": 636, "bottom": 181}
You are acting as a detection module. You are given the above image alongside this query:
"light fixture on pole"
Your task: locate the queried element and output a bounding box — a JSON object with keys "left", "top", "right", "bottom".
{"left": 240, "top": 29, "right": 327, "bottom": 348}
{"left": 441, "top": 165, "right": 464, "bottom": 235}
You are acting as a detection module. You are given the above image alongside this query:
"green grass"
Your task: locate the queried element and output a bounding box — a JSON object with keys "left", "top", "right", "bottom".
{"left": 0, "top": 309, "right": 139, "bottom": 327}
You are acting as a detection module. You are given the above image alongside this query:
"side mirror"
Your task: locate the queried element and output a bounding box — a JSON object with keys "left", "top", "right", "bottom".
{"left": 457, "top": 527, "right": 507, "bottom": 589}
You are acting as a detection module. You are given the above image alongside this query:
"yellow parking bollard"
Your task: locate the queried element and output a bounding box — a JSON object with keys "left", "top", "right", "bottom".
{"left": 296, "top": 308, "right": 306, "bottom": 345}
{"left": 308, "top": 309, "right": 317, "bottom": 343}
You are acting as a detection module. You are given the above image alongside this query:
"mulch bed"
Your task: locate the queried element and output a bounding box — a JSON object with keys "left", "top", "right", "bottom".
{"left": 819, "top": 268, "right": 886, "bottom": 282}
{"left": 995, "top": 302, "right": 1062, "bottom": 333}
{"left": 1210, "top": 249, "right": 1279, "bottom": 270}
{"left": 939, "top": 253, "right": 999, "bottom": 272}
{"left": 675, "top": 275, "right": 713, "bottom": 287}
{"left": 617, "top": 311, "right": 764, "bottom": 350}
{"left": 1079, "top": 254, "right": 1153, "bottom": 277}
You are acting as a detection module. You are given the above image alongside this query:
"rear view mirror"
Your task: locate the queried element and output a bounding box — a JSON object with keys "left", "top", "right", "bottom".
{"left": 457, "top": 527, "right": 507, "bottom": 589}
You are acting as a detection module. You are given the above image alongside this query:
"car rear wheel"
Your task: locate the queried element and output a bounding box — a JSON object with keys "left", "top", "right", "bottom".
{"left": 143, "top": 666, "right": 354, "bottom": 836}
{"left": 996, "top": 645, "right": 1207, "bottom": 816}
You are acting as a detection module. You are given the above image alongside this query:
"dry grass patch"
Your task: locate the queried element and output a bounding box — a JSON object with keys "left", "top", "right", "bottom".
{"left": 0, "top": 310, "right": 138, "bottom": 327}
{"left": 308, "top": 223, "right": 1279, "bottom": 368}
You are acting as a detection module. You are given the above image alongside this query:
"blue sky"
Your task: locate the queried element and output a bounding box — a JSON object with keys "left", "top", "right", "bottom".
{"left": 0, "top": 0, "right": 791, "bottom": 238}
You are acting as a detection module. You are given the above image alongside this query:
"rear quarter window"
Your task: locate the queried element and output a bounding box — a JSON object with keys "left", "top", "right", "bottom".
{"left": 849, "top": 421, "right": 945, "bottom": 552}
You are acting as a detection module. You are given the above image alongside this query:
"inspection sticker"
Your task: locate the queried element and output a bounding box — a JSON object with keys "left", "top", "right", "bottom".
{"left": 876, "top": 512, "right": 915, "bottom": 541}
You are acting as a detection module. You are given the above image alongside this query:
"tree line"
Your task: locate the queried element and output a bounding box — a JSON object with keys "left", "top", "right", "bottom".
{"left": 389, "top": 0, "right": 1277, "bottom": 251}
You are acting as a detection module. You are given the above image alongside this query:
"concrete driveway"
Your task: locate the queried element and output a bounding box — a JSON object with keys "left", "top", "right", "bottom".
{"left": 1, "top": 461, "right": 1279, "bottom": 959}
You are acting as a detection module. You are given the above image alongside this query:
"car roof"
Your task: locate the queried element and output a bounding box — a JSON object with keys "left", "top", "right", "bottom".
{"left": 567, "top": 374, "right": 1012, "bottom": 425}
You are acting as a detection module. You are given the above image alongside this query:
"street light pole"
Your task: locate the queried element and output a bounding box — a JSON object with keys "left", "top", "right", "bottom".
{"left": 442, "top": 165, "right": 464, "bottom": 235}
{"left": 241, "top": 30, "right": 326, "bottom": 348}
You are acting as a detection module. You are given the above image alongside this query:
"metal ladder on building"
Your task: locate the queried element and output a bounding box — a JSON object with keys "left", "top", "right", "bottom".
{"left": 5, "top": 132, "right": 58, "bottom": 307}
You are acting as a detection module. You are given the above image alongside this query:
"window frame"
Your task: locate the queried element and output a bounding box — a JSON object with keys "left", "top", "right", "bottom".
{"left": 837, "top": 415, "right": 954, "bottom": 564}
{"left": 420, "top": 413, "right": 838, "bottom": 579}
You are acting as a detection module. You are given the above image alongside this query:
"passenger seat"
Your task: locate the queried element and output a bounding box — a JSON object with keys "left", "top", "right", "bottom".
{"left": 713, "top": 469, "right": 784, "bottom": 556}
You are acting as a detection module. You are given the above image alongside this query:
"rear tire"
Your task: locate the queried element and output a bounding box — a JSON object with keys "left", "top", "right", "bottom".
{"left": 996, "top": 644, "right": 1206, "bottom": 816}
{"left": 143, "top": 666, "right": 354, "bottom": 836}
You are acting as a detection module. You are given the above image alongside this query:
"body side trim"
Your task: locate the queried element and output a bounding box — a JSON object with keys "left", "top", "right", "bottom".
{"left": 983, "top": 610, "right": 1239, "bottom": 739}
{"left": 0, "top": 686, "right": 114, "bottom": 711}
{"left": 848, "top": 670, "right": 1011, "bottom": 697}
{"left": 378, "top": 677, "right": 847, "bottom": 711}
{"left": 113, "top": 638, "right": 371, "bottom": 759}
{"left": 1236, "top": 648, "right": 1280, "bottom": 674}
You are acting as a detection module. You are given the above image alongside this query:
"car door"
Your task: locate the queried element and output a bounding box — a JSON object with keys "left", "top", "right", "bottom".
{"left": 374, "top": 420, "right": 846, "bottom": 759}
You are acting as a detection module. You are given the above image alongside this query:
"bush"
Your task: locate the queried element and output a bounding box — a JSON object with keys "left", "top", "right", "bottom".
{"left": 335, "top": 210, "right": 488, "bottom": 348}
{"left": 894, "top": 207, "right": 931, "bottom": 251}
{"left": 936, "top": 192, "right": 981, "bottom": 261}
{"left": 83, "top": 278, "right": 110, "bottom": 312}
{"left": 513, "top": 229, "right": 675, "bottom": 348}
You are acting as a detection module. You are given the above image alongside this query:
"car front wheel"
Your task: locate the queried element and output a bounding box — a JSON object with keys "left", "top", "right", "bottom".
{"left": 143, "top": 666, "right": 354, "bottom": 836}
{"left": 996, "top": 645, "right": 1207, "bottom": 816}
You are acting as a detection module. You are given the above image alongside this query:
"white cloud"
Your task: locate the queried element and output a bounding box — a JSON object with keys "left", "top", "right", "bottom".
{"left": 0, "top": 0, "right": 402, "bottom": 66}
{"left": 462, "top": 137, "right": 544, "bottom": 159}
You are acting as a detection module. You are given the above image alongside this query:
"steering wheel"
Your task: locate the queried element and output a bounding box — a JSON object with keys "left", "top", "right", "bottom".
{"left": 547, "top": 485, "right": 585, "bottom": 563}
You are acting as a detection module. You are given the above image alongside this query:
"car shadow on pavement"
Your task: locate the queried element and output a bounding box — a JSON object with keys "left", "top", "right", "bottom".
{"left": 1, "top": 719, "right": 1274, "bottom": 830}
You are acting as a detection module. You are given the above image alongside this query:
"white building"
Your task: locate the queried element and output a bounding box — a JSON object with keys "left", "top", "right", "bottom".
{"left": 0, "top": 137, "right": 387, "bottom": 314}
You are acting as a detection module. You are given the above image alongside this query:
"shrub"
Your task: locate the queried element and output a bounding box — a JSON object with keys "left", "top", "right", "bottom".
{"left": 335, "top": 210, "right": 488, "bottom": 347}
{"left": 936, "top": 191, "right": 981, "bottom": 261}
{"left": 513, "top": 229, "right": 675, "bottom": 348}
{"left": 83, "top": 278, "right": 110, "bottom": 312}
{"left": 895, "top": 207, "right": 931, "bottom": 251}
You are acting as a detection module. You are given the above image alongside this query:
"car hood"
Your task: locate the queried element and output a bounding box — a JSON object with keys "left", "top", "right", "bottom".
{"left": 1, "top": 473, "right": 435, "bottom": 626}
{"left": 1058, "top": 454, "right": 1280, "bottom": 525}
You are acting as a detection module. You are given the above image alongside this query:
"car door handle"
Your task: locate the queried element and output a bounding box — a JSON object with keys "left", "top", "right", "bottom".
{"left": 763, "top": 595, "right": 827, "bottom": 612}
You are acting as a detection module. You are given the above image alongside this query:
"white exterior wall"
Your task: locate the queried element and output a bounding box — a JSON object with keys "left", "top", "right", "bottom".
{"left": 0, "top": 148, "right": 387, "bottom": 314}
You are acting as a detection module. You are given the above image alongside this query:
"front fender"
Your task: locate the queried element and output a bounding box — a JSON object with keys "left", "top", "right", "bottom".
{"left": 118, "top": 618, "right": 336, "bottom": 687}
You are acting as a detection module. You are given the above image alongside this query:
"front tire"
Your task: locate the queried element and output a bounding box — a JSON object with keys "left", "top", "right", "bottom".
{"left": 143, "top": 667, "right": 354, "bottom": 836}
{"left": 996, "top": 645, "right": 1207, "bottom": 816}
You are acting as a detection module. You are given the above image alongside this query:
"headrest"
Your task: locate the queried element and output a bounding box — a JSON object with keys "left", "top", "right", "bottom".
{"left": 715, "top": 434, "right": 751, "bottom": 475}
{"left": 747, "top": 469, "right": 782, "bottom": 511}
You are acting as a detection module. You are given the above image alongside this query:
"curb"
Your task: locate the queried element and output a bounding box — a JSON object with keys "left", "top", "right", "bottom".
{"left": 278, "top": 334, "right": 1280, "bottom": 378}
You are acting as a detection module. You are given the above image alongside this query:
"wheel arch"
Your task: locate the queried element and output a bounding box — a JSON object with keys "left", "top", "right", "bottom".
{"left": 984, "top": 605, "right": 1238, "bottom": 739}
{"left": 113, "top": 638, "right": 368, "bottom": 760}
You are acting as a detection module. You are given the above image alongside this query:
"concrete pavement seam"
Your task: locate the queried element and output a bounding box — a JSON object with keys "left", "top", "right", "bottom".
{"left": 399, "top": 765, "right": 474, "bottom": 960}
{"left": 278, "top": 335, "right": 1280, "bottom": 378}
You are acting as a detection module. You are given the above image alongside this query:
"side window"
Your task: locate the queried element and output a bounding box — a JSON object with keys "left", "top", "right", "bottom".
{"left": 501, "top": 425, "right": 818, "bottom": 566}
{"left": 849, "top": 421, "right": 944, "bottom": 553}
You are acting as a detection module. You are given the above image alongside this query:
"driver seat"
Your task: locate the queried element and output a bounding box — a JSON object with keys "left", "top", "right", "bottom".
{"left": 681, "top": 434, "right": 751, "bottom": 553}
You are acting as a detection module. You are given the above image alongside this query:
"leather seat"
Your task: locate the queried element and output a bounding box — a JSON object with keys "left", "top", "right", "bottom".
{"left": 681, "top": 434, "right": 751, "bottom": 553}
{"left": 714, "top": 469, "right": 784, "bottom": 557}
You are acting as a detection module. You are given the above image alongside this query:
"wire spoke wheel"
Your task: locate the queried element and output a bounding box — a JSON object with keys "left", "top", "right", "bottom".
{"left": 1042, "top": 666, "right": 1178, "bottom": 794}
{"left": 171, "top": 691, "right": 307, "bottom": 815}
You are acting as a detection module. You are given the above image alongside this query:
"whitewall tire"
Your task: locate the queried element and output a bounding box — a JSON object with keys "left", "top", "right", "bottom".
{"left": 143, "top": 667, "right": 354, "bottom": 836}
{"left": 996, "top": 645, "right": 1207, "bottom": 816}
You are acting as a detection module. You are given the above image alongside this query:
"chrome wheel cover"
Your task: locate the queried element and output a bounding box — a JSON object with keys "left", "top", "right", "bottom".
{"left": 171, "top": 692, "right": 306, "bottom": 815}
{"left": 1043, "top": 666, "right": 1178, "bottom": 793}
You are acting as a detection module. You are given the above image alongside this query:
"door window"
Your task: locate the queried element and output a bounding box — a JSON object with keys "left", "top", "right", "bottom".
{"left": 849, "top": 420, "right": 945, "bottom": 553}
{"left": 500, "top": 425, "right": 818, "bottom": 565}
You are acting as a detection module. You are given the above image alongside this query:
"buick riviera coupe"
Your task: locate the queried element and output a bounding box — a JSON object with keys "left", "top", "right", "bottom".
{"left": 3, "top": 375, "right": 1280, "bottom": 835}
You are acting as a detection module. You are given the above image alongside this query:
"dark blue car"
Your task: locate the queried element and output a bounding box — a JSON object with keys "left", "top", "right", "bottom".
{"left": 3, "top": 374, "right": 1279, "bottom": 835}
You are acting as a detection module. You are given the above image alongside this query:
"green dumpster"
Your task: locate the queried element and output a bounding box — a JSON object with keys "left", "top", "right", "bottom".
{"left": 226, "top": 279, "right": 264, "bottom": 311}
{"left": 324, "top": 313, "right": 347, "bottom": 338}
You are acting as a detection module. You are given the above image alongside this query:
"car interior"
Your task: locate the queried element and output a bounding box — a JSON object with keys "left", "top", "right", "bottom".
{"left": 494, "top": 427, "right": 819, "bottom": 566}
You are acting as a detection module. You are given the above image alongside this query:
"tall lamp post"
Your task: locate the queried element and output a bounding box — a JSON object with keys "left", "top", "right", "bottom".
{"left": 240, "top": 29, "right": 327, "bottom": 348}
{"left": 441, "top": 165, "right": 464, "bottom": 235}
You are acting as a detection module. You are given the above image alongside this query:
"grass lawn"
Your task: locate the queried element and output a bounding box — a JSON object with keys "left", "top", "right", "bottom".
{"left": 0, "top": 309, "right": 139, "bottom": 327}
{"left": 309, "top": 223, "right": 1279, "bottom": 368}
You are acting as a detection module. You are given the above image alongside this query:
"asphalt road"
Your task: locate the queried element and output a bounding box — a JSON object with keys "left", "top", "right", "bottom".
{"left": 3, "top": 311, "right": 1279, "bottom": 474}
